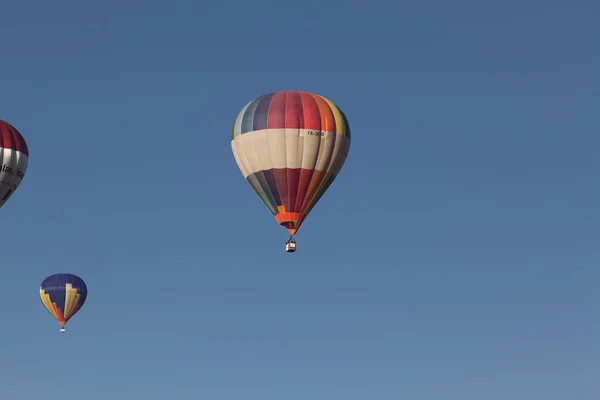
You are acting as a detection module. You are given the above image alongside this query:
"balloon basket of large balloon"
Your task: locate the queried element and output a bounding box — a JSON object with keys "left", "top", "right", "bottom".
{"left": 285, "top": 236, "right": 296, "bottom": 253}
{"left": 285, "top": 242, "right": 296, "bottom": 253}
{"left": 60, "top": 326, "right": 66, "bottom": 333}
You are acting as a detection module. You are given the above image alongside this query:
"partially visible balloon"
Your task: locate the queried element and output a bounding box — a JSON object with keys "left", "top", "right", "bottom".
{"left": 40, "top": 273, "right": 88, "bottom": 333}
{"left": 0, "top": 120, "right": 29, "bottom": 209}
{"left": 231, "top": 91, "right": 351, "bottom": 251}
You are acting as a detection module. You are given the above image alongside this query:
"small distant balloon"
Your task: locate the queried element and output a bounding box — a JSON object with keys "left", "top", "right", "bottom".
{"left": 40, "top": 273, "right": 88, "bottom": 333}
{"left": 0, "top": 120, "right": 28, "bottom": 209}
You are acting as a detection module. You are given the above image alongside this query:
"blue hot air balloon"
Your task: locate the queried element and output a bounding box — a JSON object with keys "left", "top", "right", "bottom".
{"left": 40, "top": 273, "right": 88, "bottom": 333}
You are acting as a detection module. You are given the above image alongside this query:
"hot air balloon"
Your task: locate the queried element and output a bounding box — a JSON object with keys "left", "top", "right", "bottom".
{"left": 231, "top": 90, "right": 351, "bottom": 252}
{"left": 0, "top": 120, "right": 29, "bottom": 209}
{"left": 40, "top": 273, "right": 88, "bottom": 333}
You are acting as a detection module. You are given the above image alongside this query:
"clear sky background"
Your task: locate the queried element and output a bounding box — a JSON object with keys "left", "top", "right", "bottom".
{"left": 0, "top": 1, "right": 598, "bottom": 399}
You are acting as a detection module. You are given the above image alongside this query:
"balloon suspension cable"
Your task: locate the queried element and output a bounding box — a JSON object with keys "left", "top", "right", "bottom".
{"left": 286, "top": 234, "right": 296, "bottom": 244}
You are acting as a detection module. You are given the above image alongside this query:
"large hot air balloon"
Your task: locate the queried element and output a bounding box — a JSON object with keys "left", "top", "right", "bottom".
{"left": 0, "top": 120, "right": 29, "bottom": 209}
{"left": 231, "top": 90, "right": 351, "bottom": 252}
{"left": 40, "top": 273, "right": 88, "bottom": 333}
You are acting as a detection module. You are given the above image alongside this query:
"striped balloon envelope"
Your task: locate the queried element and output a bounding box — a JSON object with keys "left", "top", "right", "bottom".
{"left": 40, "top": 273, "right": 88, "bottom": 333}
{"left": 231, "top": 90, "right": 351, "bottom": 251}
{"left": 0, "top": 120, "right": 29, "bottom": 209}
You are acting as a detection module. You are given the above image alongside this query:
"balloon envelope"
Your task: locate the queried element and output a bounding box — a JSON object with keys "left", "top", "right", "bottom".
{"left": 231, "top": 90, "right": 351, "bottom": 235}
{"left": 40, "top": 273, "right": 88, "bottom": 328}
{"left": 0, "top": 120, "right": 29, "bottom": 209}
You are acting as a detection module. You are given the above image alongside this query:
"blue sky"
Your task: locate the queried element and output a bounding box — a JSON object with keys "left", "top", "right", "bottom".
{"left": 0, "top": 1, "right": 598, "bottom": 399}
